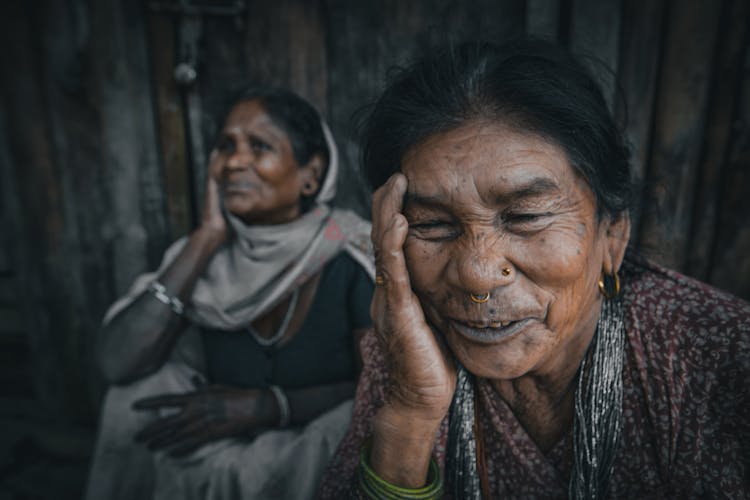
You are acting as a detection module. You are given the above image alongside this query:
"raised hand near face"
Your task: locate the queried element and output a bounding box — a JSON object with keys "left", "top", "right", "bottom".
{"left": 197, "top": 149, "right": 230, "bottom": 245}
{"left": 370, "top": 173, "right": 456, "bottom": 423}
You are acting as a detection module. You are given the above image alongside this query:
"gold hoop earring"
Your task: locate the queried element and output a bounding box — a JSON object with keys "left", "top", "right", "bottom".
{"left": 598, "top": 271, "right": 621, "bottom": 299}
{"left": 470, "top": 292, "right": 490, "bottom": 304}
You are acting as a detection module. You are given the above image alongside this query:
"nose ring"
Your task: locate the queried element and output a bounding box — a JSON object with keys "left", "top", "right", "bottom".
{"left": 502, "top": 267, "right": 511, "bottom": 276}
{"left": 470, "top": 292, "right": 491, "bottom": 304}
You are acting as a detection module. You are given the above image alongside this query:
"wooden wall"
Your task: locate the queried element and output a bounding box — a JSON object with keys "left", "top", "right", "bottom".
{"left": 1, "top": 0, "right": 748, "bottom": 422}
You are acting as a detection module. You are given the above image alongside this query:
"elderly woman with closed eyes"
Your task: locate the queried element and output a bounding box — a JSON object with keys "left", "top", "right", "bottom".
{"left": 318, "top": 40, "right": 750, "bottom": 499}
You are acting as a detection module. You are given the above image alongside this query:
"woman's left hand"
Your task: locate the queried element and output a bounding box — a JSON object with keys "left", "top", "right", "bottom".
{"left": 132, "top": 385, "right": 277, "bottom": 457}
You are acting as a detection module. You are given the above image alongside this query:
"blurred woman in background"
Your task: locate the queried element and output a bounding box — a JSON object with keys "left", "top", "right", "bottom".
{"left": 87, "top": 86, "right": 374, "bottom": 500}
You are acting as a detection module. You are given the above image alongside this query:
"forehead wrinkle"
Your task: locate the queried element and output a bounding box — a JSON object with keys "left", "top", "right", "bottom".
{"left": 405, "top": 173, "right": 467, "bottom": 211}
{"left": 224, "top": 106, "right": 288, "bottom": 144}
{"left": 402, "top": 121, "right": 577, "bottom": 210}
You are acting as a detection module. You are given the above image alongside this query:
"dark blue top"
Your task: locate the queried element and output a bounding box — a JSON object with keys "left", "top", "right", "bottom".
{"left": 200, "top": 252, "right": 373, "bottom": 389}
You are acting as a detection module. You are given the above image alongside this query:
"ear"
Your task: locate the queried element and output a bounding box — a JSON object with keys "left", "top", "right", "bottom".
{"left": 299, "top": 153, "right": 326, "bottom": 196}
{"left": 601, "top": 212, "right": 631, "bottom": 275}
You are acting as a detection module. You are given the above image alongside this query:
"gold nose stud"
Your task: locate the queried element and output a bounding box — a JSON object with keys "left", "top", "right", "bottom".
{"left": 502, "top": 267, "right": 511, "bottom": 276}
{"left": 470, "top": 292, "right": 491, "bottom": 304}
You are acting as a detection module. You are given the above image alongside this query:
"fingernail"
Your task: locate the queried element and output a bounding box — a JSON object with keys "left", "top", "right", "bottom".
{"left": 393, "top": 174, "right": 406, "bottom": 189}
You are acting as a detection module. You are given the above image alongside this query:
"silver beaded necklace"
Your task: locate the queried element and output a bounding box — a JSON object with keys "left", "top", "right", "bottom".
{"left": 246, "top": 289, "right": 300, "bottom": 347}
{"left": 447, "top": 291, "right": 625, "bottom": 499}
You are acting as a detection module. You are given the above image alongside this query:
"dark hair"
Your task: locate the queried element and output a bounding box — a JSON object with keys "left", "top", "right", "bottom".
{"left": 360, "top": 39, "right": 634, "bottom": 219}
{"left": 220, "top": 86, "right": 329, "bottom": 210}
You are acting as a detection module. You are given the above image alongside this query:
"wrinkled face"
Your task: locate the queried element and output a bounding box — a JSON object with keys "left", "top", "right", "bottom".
{"left": 213, "top": 99, "right": 305, "bottom": 225}
{"left": 401, "top": 121, "right": 615, "bottom": 381}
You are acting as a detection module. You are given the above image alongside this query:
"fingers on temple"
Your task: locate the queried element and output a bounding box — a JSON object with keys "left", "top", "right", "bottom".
{"left": 379, "top": 214, "right": 411, "bottom": 301}
{"left": 372, "top": 173, "right": 406, "bottom": 232}
{"left": 371, "top": 174, "right": 412, "bottom": 301}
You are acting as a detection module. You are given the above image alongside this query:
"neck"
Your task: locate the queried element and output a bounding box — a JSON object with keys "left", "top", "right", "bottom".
{"left": 489, "top": 299, "right": 601, "bottom": 452}
{"left": 491, "top": 374, "right": 577, "bottom": 453}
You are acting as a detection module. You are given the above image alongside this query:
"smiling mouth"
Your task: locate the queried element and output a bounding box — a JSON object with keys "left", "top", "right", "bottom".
{"left": 449, "top": 318, "right": 533, "bottom": 344}
{"left": 223, "top": 181, "right": 257, "bottom": 194}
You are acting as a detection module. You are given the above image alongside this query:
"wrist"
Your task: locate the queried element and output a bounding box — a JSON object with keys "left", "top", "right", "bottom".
{"left": 192, "top": 225, "right": 227, "bottom": 253}
{"left": 374, "top": 403, "right": 444, "bottom": 448}
{"left": 383, "top": 386, "right": 453, "bottom": 425}
{"left": 369, "top": 404, "right": 443, "bottom": 488}
{"left": 359, "top": 437, "right": 443, "bottom": 498}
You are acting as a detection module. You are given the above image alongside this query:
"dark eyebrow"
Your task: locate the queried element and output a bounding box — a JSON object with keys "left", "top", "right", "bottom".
{"left": 404, "top": 177, "right": 560, "bottom": 209}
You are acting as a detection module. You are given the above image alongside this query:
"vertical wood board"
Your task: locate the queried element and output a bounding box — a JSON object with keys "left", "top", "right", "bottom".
{"left": 638, "top": 0, "right": 722, "bottom": 270}
{"left": 615, "top": 0, "right": 667, "bottom": 243}
{"left": 685, "top": 0, "right": 750, "bottom": 280}
{"left": 148, "top": 11, "right": 194, "bottom": 240}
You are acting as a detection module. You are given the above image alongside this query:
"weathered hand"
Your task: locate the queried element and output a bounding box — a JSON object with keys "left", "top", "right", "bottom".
{"left": 371, "top": 173, "right": 456, "bottom": 422}
{"left": 133, "top": 385, "right": 276, "bottom": 457}
{"left": 197, "top": 150, "right": 229, "bottom": 243}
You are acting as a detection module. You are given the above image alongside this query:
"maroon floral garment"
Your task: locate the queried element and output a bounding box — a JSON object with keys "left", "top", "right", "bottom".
{"left": 318, "top": 255, "right": 750, "bottom": 499}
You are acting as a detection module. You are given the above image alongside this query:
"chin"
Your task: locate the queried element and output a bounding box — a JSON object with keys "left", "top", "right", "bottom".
{"left": 224, "top": 199, "right": 258, "bottom": 219}
{"left": 451, "top": 337, "right": 537, "bottom": 380}
{"left": 434, "top": 315, "right": 549, "bottom": 381}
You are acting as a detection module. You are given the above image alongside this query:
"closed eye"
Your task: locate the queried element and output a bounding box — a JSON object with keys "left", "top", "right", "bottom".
{"left": 502, "top": 212, "right": 553, "bottom": 232}
{"left": 505, "top": 213, "right": 546, "bottom": 222}
{"left": 408, "top": 220, "right": 459, "bottom": 241}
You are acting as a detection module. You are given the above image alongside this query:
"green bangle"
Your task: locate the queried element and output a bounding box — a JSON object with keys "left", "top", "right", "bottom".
{"left": 357, "top": 438, "right": 443, "bottom": 500}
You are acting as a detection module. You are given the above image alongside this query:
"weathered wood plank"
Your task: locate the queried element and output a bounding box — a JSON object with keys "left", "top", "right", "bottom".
{"left": 35, "top": 0, "right": 114, "bottom": 420}
{"left": 0, "top": 277, "right": 18, "bottom": 306}
{"left": 191, "top": 10, "right": 247, "bottom": 150}
{"left": 525, "top": 0, "right": 562, "bottom": 40}
{"left": 708, "top": 25, "right": 750, "bottom": 300}
{"left": 685, "top": 0, "right": 750, "bottom": 282}
{"left": 0, "top": 307, "right": 25, "bottom": 335}
{"left": 90, "top": 0, "right": 164, "bottom": 296}
{"left": 615, "top": 0, "right": 667, "bottom": 245}
{"left": 0, "top": 241, "right": 10, "bottom": 274}
{"left": 121, "top": 0, "right": 172, "bottom": 272}
{"left": 147, "top": 10, "right": 194, "bottom": 240}
{"left": 0, "top": 1, "right": 70, "bottom": 416}
{"left": 239, "top": 0, "right": 328, "bottom": 110}
{"left": 568, "top": 0, "right": 622, "bottom": 111}
{"left": 637, "top": 0, "right": 722, "bottom": 271}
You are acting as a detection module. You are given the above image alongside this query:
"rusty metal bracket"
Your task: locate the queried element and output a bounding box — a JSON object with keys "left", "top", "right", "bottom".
{"left": 148, "top": 0, "right": 246, "bottom": 221}
{"left": 148, "top": 0, "right": 246, "bottom": 86}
